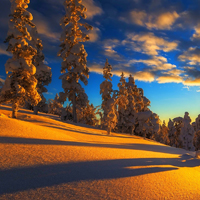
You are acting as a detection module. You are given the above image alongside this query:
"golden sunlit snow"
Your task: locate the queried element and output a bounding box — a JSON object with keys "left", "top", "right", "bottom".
{"left": 0, "top": 105, "right": 200, "bottom": 200}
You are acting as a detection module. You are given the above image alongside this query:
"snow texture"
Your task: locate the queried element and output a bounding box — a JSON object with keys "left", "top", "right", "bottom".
{"left": 0, "top": 104, "right": 200, "bottom": 200}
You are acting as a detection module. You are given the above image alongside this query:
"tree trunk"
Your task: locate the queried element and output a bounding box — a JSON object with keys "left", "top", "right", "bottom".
{"left": 107, "top": 127, "right": 111, "bottom": 135}
{"left": 130, "top": 125, "right": 135, "bottom": 135}
{"left": 196, "top": 150, "right": 200, "bottom": 158}
{"left": 34, "top": 106, "right": 39, "bottom": 115}
{"left": 12, "top": 101, "right": 18, "bottom": 118}
{"left": 73, "top": 92, "right": 77, "bottom": 123}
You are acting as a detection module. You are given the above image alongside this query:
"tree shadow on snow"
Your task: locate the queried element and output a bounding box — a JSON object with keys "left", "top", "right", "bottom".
{"left": 0, "top": 105, "right": 60, "bottom": 121}
{"left": 0, "top": 154, "right": 199, "bottom": 195}
{"left": 0, "top": 136, "right": 195, "bottom": 155}
{"left": 0, "top": 105, "right": 136, "bottom": 139}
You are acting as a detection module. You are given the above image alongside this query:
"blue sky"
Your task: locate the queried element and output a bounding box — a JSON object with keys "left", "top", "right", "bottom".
{"left": 1, "top": 0, "right": 200, "bottom": 123}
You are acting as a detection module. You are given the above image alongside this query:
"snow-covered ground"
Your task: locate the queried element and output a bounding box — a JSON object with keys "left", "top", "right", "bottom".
{"left": 0, "top": 105, "right": 200, "bottom": 200}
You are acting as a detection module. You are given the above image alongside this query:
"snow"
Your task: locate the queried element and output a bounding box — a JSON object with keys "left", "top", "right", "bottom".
{"left": 137, "top": 110, "right": 152, "bottom": 121}
{"left": 5, "top": 58, "right": 21, "bottom": 73}
{"left": 1, "top": 105, "right": 200, "bottom": 199}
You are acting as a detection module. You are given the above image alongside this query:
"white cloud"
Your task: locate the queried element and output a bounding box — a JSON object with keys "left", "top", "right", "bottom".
{"left": 0, "top": 77, "right": 4, "bottom": 87}
{"left": 46, "top": 0, "right": 103, "bottom": 20}
{"left": 89, "top": 64, "right": 103, "bottom": 75}
{"left": 102, "top": 39, "right": 123, "bottom": 61}
{"left": 191, "top": 24, "right": 200, "bottom": 40}
{"left": 183, "top": 78, "right": 200, "bottom": 86}
{"left": 157, "top": 75, "right": 183, "bottom": 83}
{"left": 88, "top": 61, "right": 200, "bottom": 86}
{"left": 88, "top": 63, "right": 155, "bottom": 82}
{"left": 88, "top": 27, "right": 101, "bottom": 42}
{"left": 0, "top": 45, "right": 11, "bottom": 56}
{"left": 129, "top": 10, "right": 147, "bottom": 26}
{"left": 183, "top": 85, "right": 190, "bottom": 91}
{"left": 124, "top": 32, "right": 178, "bottom": 56}
{"left": 148, "top": 11, "right": 179, "bottom": 30}
{"left": 134, "top": 71, "right": 155, "bottom": 82}
{"left": 31, "top": 10, "right": 60, "bottom": 41}
{"left": 163, "top": 69, "right": 184, "bottom": 75}
{"left": 104, "top": 48, "right": 122, "bottom": 60}
{"left": 44, "top": 92, "right": 53, "bottom": 95}
{"left": 178, "top": 47, "right": 200, "bottom": 65}
{"left": 120, "top": 10, "right": 179, "bottom": 30}
{"left": 123, "top": 33, "right": 178, "bottom": 75}
{"left": 82, "top": 0, "right": 103, "bottom": 19}
{"left": 131, "top": 56, "right": 176, "bottom": 71}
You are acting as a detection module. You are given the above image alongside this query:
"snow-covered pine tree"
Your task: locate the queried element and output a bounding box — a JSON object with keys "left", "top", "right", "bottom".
{"left": 159, "top": 120, "right": 170, "bottom": 145}
{"left": 78, "top": 102, "right": 99, "bottom": 126}
{"left": 116, "top": 72, "right": 129, "bottom": 133}
{"left": 172, "top": 117, "right": 183, "bottom": 147}
{"left": 58, "top": 0, "right": 92, "bottom": 123}
{"left": 48, "top": 93, "right": 63, "bottom": 116}
{"left": 135, "top": 88, "right": 145, "bottom": 113}
{"left": 135, "top": 86, "right": 156, "bottom": 138}
{"left": 168, "top": 113, "right": 195, "bottom": 150}
{"left": 194, "top": 115, "right": 200, "bottom": 152}
{"left": 168, "top": 119, "right": 176, "bottom": 146}
{"left": 135, "top": 110, "right": 154, "bottom": 138}
{"left": 141, "top": 89, "right": 150, "bottom": 112}
{"left": 192, "top": 115, "right": 200, "bottom": 157}
{"left": 61, "top": 103, "right": 73, "bottom": 121}
{"left": 195, "top": 114, "right": 200, "bottom": 131}
{"left": 125, "top": 76, "right": 151, "bottom": 136}
{"left": 0, "top": 80, "right": 3, "bottom": 93}
{"left": 100, "top": 59, "right": 117, "bottom": 134}
{"left": 180, "top": 112, "right": 195, "bottom": 150}
{"left": 149, "top": 113, "right": 161, "bottom": 139}
{"left": 0, "top": 0, "right": 41, "bottom": 118}
{"left": 123, "top": 75, "right": 137, "bottom": 134}
{"left": 31, "top": 27, "right": 52, "bottom": 114}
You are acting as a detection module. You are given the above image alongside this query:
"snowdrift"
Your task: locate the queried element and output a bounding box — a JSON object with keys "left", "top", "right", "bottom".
{"left": 0, "top": 105, "right": 200, "bottom": 200}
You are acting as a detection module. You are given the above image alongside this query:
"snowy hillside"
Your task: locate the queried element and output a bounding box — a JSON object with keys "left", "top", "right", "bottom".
{"left": 0, "top": 105, "right": 200, "bottom": 200}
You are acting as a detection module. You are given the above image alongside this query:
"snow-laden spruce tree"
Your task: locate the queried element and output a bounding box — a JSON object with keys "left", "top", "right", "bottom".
{"left": 58, "top": 0, "right": 92, "bottom": 123}
{"left": 141, "top": 90, "right": 151, "bottom": 112}
{"left": 168, "top": 114, "right": 195, "bottom": 150}
{"left": 172, "top": 117, "right": 183, "bottom": 147}
{"left": 148, "top": 113, "right": 161, "bottom": 139}
{"left": 180, "top": 112, "right": 195, "bottom": 150}
{"left": 0, "top": 0, "right": 41, "bottom": 118}
{"left": 123, "top": 75, "right": 137, "bottom": 134}
{"left": 135, "top": 110, "right": 156, "bottom": 138}
{"left": 134, "top": 82, "right": 156, "bottom": 137}
{"left": 195, "top": 114, "right": 200, "bottom": 132}
{"left": 135, "top": 88, "right": 145, "bottom": 113}
{"left": 136, "top": 90, "right": 157, "bottom": 138}
{"left": 194, "top": 115, "right": 200, "bottom": 152}
{"left": 31, "top": 27, "right": 52, "bottom": 114}
{"left": 100, "top": 59, "right": 117, "bottom": 134}
{"left": 0, "top": 80, "right": 3, "bottom": 94}
{"left": 48, "top": 93, "right": 63, "bottom": 116}
{"left": 159, "top": 121, "right": 170, "bottom": 145}
{"left": 78, "top": 102, "right": 99, "bottom": 126}
{"left": 116, "top": 72, "right": 129, "bottom": 133}
{"left": 168, "top": 119, "right": 176, "bottom": 146}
